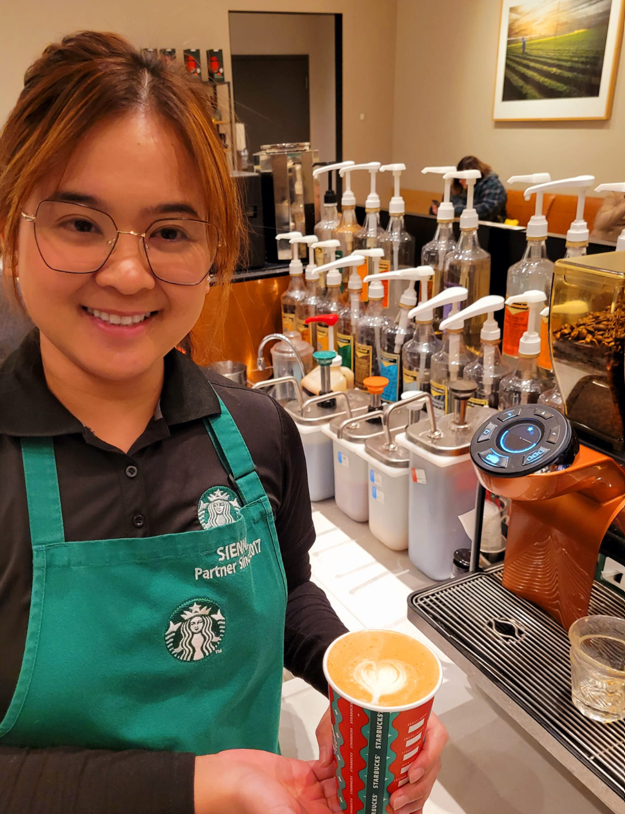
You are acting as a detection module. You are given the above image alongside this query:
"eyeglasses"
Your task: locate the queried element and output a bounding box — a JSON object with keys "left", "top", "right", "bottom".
{"left": 21, "top": 200, "right": 218, "bottom": 286}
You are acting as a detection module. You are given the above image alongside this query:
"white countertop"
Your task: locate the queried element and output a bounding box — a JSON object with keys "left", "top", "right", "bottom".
{"left": 278, "top": 498, "right": 612, "bottom": 814}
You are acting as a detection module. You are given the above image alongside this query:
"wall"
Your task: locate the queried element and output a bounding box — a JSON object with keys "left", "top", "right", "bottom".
{"left": 0, "top": 0, "right": 397, "bottom": 203}
{"left": 229, "top": 12, "right": 336, "bottom": 162}
{"left": 393, "top": 0, "right": 625, "bottom": 193}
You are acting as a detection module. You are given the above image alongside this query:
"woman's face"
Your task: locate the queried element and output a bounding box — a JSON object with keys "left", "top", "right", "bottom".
{"left": 190, "top": 617, "right": 203, "bottom": 633}
{"left": 18, "top": 112, "right": 212, "bottom": 382}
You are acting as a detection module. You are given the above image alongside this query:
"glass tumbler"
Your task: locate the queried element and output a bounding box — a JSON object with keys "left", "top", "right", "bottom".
{"left": 569, "top": 615, "right": 625, "bottom": 723}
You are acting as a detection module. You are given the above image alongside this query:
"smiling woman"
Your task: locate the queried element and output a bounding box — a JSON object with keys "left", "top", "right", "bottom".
{"left": 0, "top": 30, "right": 356, "bottom": 814}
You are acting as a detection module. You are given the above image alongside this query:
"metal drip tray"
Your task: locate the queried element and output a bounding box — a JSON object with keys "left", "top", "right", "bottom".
{"left": 408, "top": 566, "right": 625, "bottom": 813}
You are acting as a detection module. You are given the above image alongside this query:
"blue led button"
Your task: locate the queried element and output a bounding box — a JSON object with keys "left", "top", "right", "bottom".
{"left": 522, "top": 446, "right": 550, "bottom": 466}
{"left": 477, "top": 422, "right": 497, "bottom": 443}
{"left": 499, "top": 422, "right": 541, "bottom": 454}
{"left": 478, "top": 448, "right": 509, "bottom": 468}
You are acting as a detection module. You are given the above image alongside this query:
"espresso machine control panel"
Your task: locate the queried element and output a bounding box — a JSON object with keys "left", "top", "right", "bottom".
{"left": 470, "top": 405, "right": 578, "bottom": 477}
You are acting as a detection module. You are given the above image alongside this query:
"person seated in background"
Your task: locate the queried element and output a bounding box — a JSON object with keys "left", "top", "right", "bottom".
{"left": 592, "top": 190, "right": 625, "bottom": 243}
{"left": 431, "top": 155, "right": 508, "bottom": 223}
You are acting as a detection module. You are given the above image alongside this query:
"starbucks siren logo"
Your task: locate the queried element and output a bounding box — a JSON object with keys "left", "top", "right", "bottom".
{"left": 198, "top": 486, "right": 242, "bottom": 529}
{"left": 165, "top": 598, "right": 226, "bottom": 662}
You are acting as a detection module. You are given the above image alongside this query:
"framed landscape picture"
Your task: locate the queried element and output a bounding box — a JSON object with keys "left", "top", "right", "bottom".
{"left": 493, "top": 0, "right": 625, "bottom": 120}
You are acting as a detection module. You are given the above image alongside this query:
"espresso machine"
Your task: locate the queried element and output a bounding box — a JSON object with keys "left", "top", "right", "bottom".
{"left": 408, "top": 250, "right": 625, "bottom": 813}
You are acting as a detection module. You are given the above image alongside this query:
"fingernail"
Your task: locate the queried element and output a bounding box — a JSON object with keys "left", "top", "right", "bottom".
{"left": 409, "top": 766, "right": 425, "bottom": 784}
{"left": 320, "top": 746, "right": 332, "bottom": 765}
{"left": 392, "top": 795, "right": 409, "bottom": 810}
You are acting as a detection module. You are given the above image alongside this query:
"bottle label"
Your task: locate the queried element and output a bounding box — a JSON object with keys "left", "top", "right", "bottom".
{"left": 403, "top": 369, "right": 422, "bottom": 389}
{"left": 282, "top": 311, "right": 296, "bottom": 333}
{"left": 355, "top": 343, "right": 372, "bottom": 389}
{"left": 429, "top": 380, "right": 448, "bottom": 415}
{"left": 502, "top": 303, "right": 529, "bottom": 358}
{"left": 358, "top": 259, "right": 390, "bottom": 304}
{"left": 337, "top": 333, "right": 354, "bottom": 369}
{"left": 314, "top": 247, "right": 324, "bottom": 266}
{"left": 296, "top": 317, "right": 311, "bottom": 345}
{"left": 469, "top": 396, "right": 488, "bottom": 408}
{"left": 316, "top": 324, "right": 329, "bottom": 352}
{"left": 538, "top": 315, "right": 552, "bottom": 371}
{"left": 380, "top": 350, "right": 400, "bottom": 402}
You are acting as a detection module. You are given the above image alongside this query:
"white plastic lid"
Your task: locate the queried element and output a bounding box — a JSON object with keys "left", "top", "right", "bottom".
{"left": 305, "top": 265, "right": 319, "bottom": 282}
{"left": 326, "top": 268, "right": 342, "bottom": 287}
{"left": 348, "top": 272, "right": 363, "bottom": 291}
{"left": 331, "top": 354, "right": 342, "bottom": 367}
{"left": 409, "top": 285, "right": 468, "bottom": 324}
{"left": 368, "top": 279, "right": 384, "bottom": 300}
{"left": 439, "top": 295, "right": 504, "bottom": 341}
{"left": 505, "top": 290, "right": 546, "bottom": 356}
{"left": 400, "top": 287, "right": 418, "bottom": 307}
{"left": 380, "top": 163, "right": 406, "bottom": 215}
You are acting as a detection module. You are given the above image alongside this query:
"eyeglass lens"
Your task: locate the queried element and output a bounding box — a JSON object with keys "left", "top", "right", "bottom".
{"left": 33, "top": 201, "right": 217, "bottom": 285}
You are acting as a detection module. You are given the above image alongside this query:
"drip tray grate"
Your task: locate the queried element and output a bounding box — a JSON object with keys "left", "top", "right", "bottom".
{"left": 408, "top": 566, "right": 625, "bottom": 809}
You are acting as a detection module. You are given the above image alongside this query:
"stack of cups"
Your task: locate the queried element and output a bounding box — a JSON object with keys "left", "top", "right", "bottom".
{"left": 323, "top": 629, "right": 442, "bottom": 813}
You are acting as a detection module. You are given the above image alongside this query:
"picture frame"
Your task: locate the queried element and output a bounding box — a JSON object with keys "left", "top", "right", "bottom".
{"left": 493, "top": 0, "right": 625, "bottom": 121}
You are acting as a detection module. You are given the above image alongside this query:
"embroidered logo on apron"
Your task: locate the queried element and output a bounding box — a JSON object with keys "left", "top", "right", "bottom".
{"left": 198, "top": 487, "right": 242, "bottom": 529}
{"left": 165, "top": 598, "right": 226, "bottom": 662}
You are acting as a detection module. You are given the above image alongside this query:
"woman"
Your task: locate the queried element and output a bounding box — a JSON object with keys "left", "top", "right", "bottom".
{"left": 0, "top": 32, "right": 447, "bottom": 814}
{"left": 592, "top": 190, "right": 625, "bottom": 243}
{"left": 448, "top": 156, "right": 508, "bottom": 223}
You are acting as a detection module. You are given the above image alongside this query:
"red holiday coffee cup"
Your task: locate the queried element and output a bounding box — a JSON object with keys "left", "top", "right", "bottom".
{"left": 323, "top": 629, "right": 442, "bottom": 814}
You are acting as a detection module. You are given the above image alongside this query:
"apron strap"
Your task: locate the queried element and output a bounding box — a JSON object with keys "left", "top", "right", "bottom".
{"left": 20, "top": 437, "right": 66, "bottom": 546}
{"left": 203, "top": 396, "right": 266, "bottom": 506}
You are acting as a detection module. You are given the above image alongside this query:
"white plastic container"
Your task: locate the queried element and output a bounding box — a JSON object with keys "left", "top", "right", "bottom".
{"left": 332, "top": 435, "right": 371, "bottom": 523}
{"left": 396, "top": 432, "right": 478, "bottom": 580}
{"left": 299, "top": 423, "right": 335, "bottom": 502}
{"left": 366, "top": 456, "right": 409, "bottom": 550}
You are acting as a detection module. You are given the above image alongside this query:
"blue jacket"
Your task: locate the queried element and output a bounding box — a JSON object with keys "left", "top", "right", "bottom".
{"left": 451, "top": 173, "right": 508, "bottom": 223}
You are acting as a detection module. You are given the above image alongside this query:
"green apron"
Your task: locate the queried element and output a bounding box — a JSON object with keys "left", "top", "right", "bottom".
{"left": 0, "top": 397, "right": 287, "bottom": 754}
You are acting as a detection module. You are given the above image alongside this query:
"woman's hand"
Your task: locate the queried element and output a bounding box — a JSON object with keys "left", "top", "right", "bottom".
{"left": 316, "top": 705, "right": 448, "bottom": 814}
{"left": 195, "top": 749, "right": 341, "bottom": 814}
{"left": 388, "top": 713, "right": 448, "bottom": 813}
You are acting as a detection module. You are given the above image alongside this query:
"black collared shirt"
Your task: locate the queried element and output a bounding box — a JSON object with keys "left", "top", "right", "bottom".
{"left": 0, "top": 332, "right": 347, "bottom": 814}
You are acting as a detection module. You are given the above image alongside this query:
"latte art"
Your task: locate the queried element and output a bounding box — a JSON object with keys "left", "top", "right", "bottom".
{"left": 354, "top": 659, "right": 408, "bottom": 705}
{"left": 326, "top": 629, "right": 440, "bottom": 707}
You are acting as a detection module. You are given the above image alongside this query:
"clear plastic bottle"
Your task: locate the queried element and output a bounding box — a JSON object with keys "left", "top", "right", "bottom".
{"left": 538, "top": 383, "right": 565, "bottom": 413}
{"left": 354, "top": 279, "right": 389, "bottom": 390}
{"left": 313, "top": 161, "right": 353, "bottom": 265}
{"left": 316, "top": 269, "right": 345, "bottom": 351}
{"left": 502, "top": 240, "right": 554, "bottom": 367}
{"left": 338, "top": 270, "right": 364, "bottom": 371}
{"left": 276, "top": 232, "right": 306, "bottom": 333}
{"left": 499, "top": 291, "right": 551, "bottom": 409}
{"left": 295, "top": 266, "right": 323, "bottom": 348}
{"left": 442, "top": 171, "right": 490, "bottom": 354}
{"left": 378, "top": 164, "right": 416, "bottom": 312}
{"left": 420, "top": 166, "right": 457, "bottom": 326}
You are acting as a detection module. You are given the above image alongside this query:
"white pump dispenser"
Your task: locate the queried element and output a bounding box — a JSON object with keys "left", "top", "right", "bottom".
{"left": 441, "top": 170, "right": 491, "bottom": 351}
{"left": 354, "top": 247, "right": 386, "bottom": 303}
{"left": 290, "top": 234, "right": 318, "bottom": 271}
{"left": 312, "top": 239, "right": 341, "bottom": 264}
{"left": 410, "top": 287, "right": 472, "bottom": 415}
{"left": 338, "top": 163, "right": 357, "bottom": 208}
{"left": 380, "top": 163, "right": 407, "bottom": 216}
{"left": 441, "top": 296, "right": 510, "bottom": 408}
{"left": 326, "top": 253, "right": 367, "bottom": 370}
{"left": 347, "top": 162, "right": 382, "bottom": 209}
{"left": 502, "top": 174, "right": 554, "bottom": 365}
{"left": 507, "top": 173, "right": 551, "bottom": 239}
{"left": 333, "top": 164, "right": 361, "bottom": 262}
{"left": 524, "top": 175, "right": 595, "bottom": 253}
{"left": 422, "top": 166, "right": 457, "bottom": 223}
{"left": 499, "top": 290, "right": 551, "bottom": 409}
{"left": 379, "top": 163, "right": 416, "bottom": 311}
{"left": 313, "top": 161, "right": 354, "bottom": 264}
{"left": 398, "top": 267, "right": 440, "bottom": 397}
{"left": 277, "top": 231, "right": 305, "bottom": 331}
{"left": 444, "top": 169, "right": 481, "bottom": 230}
{"left": 354, "top": 274, "right": 387, "bottom": 389}
{"left": 595, "top": 183, "right": 625, "bottom": 251}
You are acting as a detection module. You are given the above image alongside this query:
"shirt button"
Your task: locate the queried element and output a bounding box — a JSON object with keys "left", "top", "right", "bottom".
{"left": 132, "top": 513, "right": 146, "bottom": 528}
{"left": 126, "top": 465, "right": 138, "bottom": 479}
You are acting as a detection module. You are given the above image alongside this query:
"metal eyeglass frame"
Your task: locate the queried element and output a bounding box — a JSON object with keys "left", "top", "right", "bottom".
{"left": 21, "top": 199, "right": 217, "bottom": 287}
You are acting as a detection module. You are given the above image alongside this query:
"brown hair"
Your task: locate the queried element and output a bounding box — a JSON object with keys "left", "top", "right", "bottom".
{"left": 451, "top": 155, "right": 492, "bottom": 195}
{"left": 0, "top": 31, "right": 243, "bottom": 354}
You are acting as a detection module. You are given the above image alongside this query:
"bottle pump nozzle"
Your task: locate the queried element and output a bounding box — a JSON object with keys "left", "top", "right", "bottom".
{"left": 507, "top": 174, "right": 552, "bottom": 238}
{"left": 444, "top": 170, "right": 481, "bottom": 229}
{"left": 313, "top": 161, "right": 355, "bottom": 205}
{"left": 276, "top": 231, "right": 303, "bottom": 273}
{"left": 409, "top": 285, "right": 468, "bottom": 324}
{"left": 524, "top": 176, "right": 595, "bottom": 244}
{"left": 440, "top": 295, "right": 505, "bottom": 342}
{"left": 596, "top": 183, "right": 625, "bottom": 251}
{"left": 355, "top": 247, "right": 384, "bottom": 276}
{"left": 306, "top": 314, "right": 339, "bottom": 353}
{"left": 343, "top": 162, "right": 381, "bottom": 209}
{"left": 421, "top": 166, "right": 456, "bottom": 222}
{"left": 290, "top": 235, "right": 319, "bottom": 274}
{"left": 380, "top": 163, "right": 407, "bottom": 215}
{"left": 506, "top": 290, "right": 547, "bottom": 357}
{"left": 312, "top": 239, "right": 341, "bottom": 265}
{"left": 364, "top": 266, "right": 432, "bottom": 309}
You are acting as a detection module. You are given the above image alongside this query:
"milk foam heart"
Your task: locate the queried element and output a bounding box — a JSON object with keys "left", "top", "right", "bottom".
{"left": 355, "top": 659, "right": 408, "bottom": 705}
